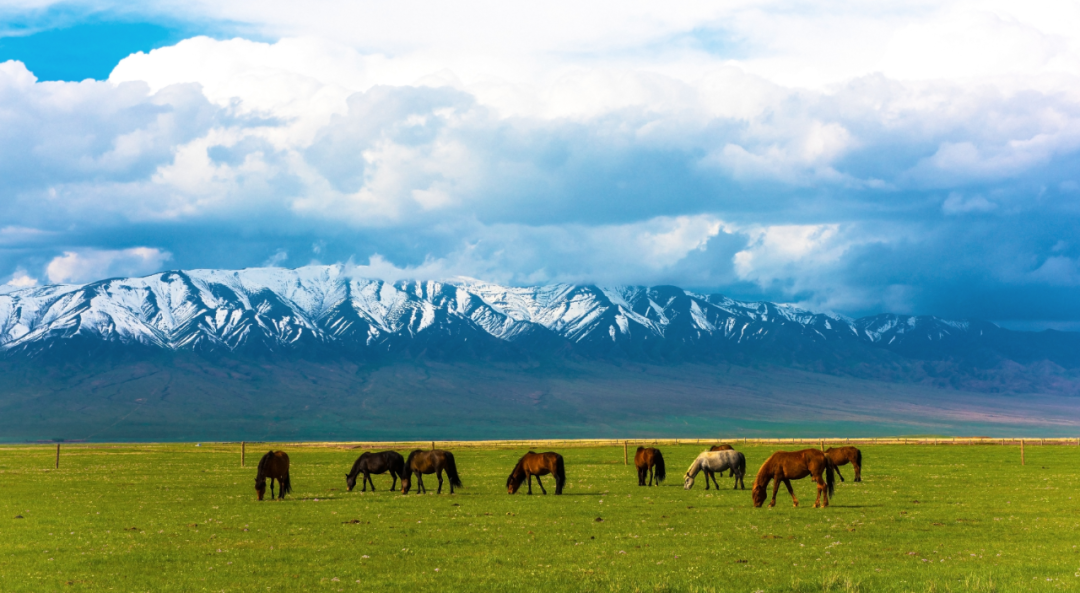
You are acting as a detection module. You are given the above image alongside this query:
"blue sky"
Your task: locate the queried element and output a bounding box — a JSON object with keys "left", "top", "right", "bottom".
{"left": 1, "top": 1, "right": 1079, "bottom": 329}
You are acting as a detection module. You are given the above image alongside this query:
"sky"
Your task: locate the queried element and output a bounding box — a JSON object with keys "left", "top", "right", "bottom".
{"left": 1, "top": 1, "right": 1079, "bottom": 329}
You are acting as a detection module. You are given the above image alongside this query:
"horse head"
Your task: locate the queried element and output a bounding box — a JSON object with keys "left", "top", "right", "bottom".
{"left": 400, "top": 474, "right": 411, "bottom": 494}
{"left": 255, "top": 477, "right": 267, "bottom": 501}
{"left": 682, "top": 473, "right": 695, "bottom": 490}
{"left": 506, "top": 468, "right": 524, "bottom": 494}
{"left": 345, "top": 473, "right": 356, "bottom": 492}
{"left": 751, "top": 483, "right": 767, "bottom": 507}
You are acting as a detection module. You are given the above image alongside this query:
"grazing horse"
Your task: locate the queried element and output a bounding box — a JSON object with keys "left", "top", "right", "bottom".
{"left": 507, "top": 451, "right": 566, "bottom": 495}
{"left": 346, "top": 451, "right": 405, "bottom": 492}
{"left": 255, "top": 450, "right": 292, "bottom": 501}
{"left": 634, "top": 447, "right": 666, "bottom": 486}
{"left": 824, "top": 447, "right": 863, "bottom": 482}
{"left": 684, "top": 450, "right": 746, "bottom": 490}
{"left": 401, "top": 450, "right": 462, "bottom": 494}
{"left": 751, "top": 449, "right": 835, "bottom": 508}
{"left": 708, "top": 444, "right": 736, "bottom": 479}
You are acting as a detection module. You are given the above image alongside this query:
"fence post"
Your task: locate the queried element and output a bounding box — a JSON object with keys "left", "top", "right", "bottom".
{"left": 241, "top": 441, "right": 246, "bottom": 467}
{"left": 431, "top": 441, "right": 435, "bottom": 451}
{"left": 55, "top": 443, "right": 60, "bottom": 469}
{"left": 1021, "top": 439, "right": 1025, "bottom": 465}
{"left": 624, "top": 441, "right": 628, "bottom": 465}
{"left": 820, "top": 440, "right": 825, "bottom": 452}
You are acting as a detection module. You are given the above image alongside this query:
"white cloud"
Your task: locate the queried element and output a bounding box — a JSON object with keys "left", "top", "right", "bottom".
{"left": 1, "top": 269, "right": 38, "bottom": 292}
{"left": 943, "top": 192, "right": 997, "bottom": 214}
{"left": 45, "top": 248, "right": 172, "bottom": 284}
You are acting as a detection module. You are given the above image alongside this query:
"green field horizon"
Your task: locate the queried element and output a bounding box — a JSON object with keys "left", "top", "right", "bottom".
{"left": 2, "top": 442, "right": 1078, "bottom": 591}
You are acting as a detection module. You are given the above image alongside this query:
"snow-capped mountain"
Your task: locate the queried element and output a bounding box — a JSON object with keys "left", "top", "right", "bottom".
{"left": 0, "top": 265, "right": 1076, "bottom": 368}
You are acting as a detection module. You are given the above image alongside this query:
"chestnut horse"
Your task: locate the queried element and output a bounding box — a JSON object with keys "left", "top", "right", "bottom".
{"left": 401, "top": 450, "right": 462, "bottom": 494}
{"left": 255, "top": 450, "right": 292, "bottom": 501}
{"left": 507, "top": 451, "right": 566, "bottom": 495}
{"left": 707, "top": 444, "right": 735, "bottom": 481}
{"left": 634, "top": 447, "right": 666, "bottom": 486}
{"left": 751, "top": 449, "right": 835, "bottom": 508}
{"left": 346, "top": 450, "right": 405, "bottom": 492}
{"left": 824, "top": 446, "right": 863, "bottom": 482}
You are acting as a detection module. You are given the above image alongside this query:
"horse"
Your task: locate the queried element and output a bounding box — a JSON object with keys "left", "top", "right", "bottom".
{"left": 401, "top": 450, "right": 462, "bottom": 494}
{"left": 684, "top": 450, "right": 746, "bottom": 490}
{"left": 708, "top": 444, "right": 736, "bottom": 479}
{"left": 634, "top": 447, "right": 666, "bottom": 486}
{"left": 255, "top": 450, "right": 292, "bottom": 501}
{"left": 346, "top": 450, "right": 405, "bottom": 492}
{"left": 824, "top": 446, "right": 863, "bottom": 482}
{"left": 751, "top": 449, "right": 835, "bottom": 508}
{"left": 507, "top": 451, "right": 566, "bottom": 495}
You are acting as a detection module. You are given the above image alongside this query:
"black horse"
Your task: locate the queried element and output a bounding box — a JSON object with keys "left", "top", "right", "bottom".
{"left": 346, "top": 451, "right": 406, "bottom": 492}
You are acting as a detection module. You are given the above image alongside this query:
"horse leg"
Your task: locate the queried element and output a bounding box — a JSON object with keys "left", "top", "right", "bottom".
{"left": 853, "top": 462, "right": 861, "bottom": 482}
{"left": 536, "top": 476, "right": 547, "bottom": 495}
{"left": 648, "top": 466, "right": 654, "bottom": 487}
{"left": 367, "top": 473, "right": 376, "bottom": 492}
{"left": 783, "top": 478, "right": 798, "bottom": 507}
{"left": 835, "top": 465, "right": 846, "bottom": 482}
{"left": 270, "top": 478, "right": 276, "bottom": 501}
{"left": 769, "top": 477, "right": 781, "bottom": 508}
{"left": 527, "top": 474, "right": 533, "bottom": 495}
{"left": 391, "top": 472, "right": 398, "bottom": 491}
{"left": 436, "top": 470, "right": 444, "bottom": 495}
{"left": 637, "top": 467, "right": 645, "bottom": 486}
{"left": 416, "top": 473, "right": 425, "bottom": 494}
{"left": 704, "top": 470, "right": 711, "bottom": 490}
{"left": 709, "top": 471, "right": 720, "bottom": 490}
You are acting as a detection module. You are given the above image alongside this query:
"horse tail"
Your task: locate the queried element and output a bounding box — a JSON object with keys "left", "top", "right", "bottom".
{"left": 856, "top": 448, "right": 862, "bottom": 468}
{"left": 281, "top": 473, "right": 293, "bottom": 496}
{"left": 653, "top": 450, "right": 666, "bottom": 483}
{"left": 444, "top": 452, "right": 463, "bottom": 488}
{"left": 825, "top": 458, "right": 836, "bottom": 497}
{"left": 391, "top": 452, "right": 405, "bottom": 479}
{"left": 554, "top": 454, "right": 566, "bottom": 495}
{"left": 737, "top": 452, "right": 746, "bottom": 477}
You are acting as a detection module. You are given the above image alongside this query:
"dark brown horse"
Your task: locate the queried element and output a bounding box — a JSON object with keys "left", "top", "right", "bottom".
{"left": 401, "top": 450, "right": 462, "bottom": 494}
{"left": 751, "top": 449, "right": 835, "bottom": 508}
{"left": 346, "top": 451, "right": 405, "bottom": 492}
{"left": 634, "top": 447, "right": 666, "bottom": 486}
{"left": 255, "top": 450, "right": 292, "bottom": 501}
{"left": 824, "top": 446, "right": 862, "bottom": 482}
{"left": 706, "top": 444, "right": 736, "bottom": 482}
{"left": 507, "top": 451, "right": 566, "bottom": 495}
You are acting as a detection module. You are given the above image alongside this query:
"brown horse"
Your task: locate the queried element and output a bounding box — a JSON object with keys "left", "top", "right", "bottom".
{"left": 401, "top": 450, "right": 462, "bottom": 494}
{"left": 507, "top": 451, "right": 566, "bottom": 495}
{"left": 824, "top": 447, "right": 862, "bottom": 482}
{"left": 707, "top": 444, "right": 736, "bottom": 482}
{"left": 634, "top": 447, "right": 666, "bottom": 486}
{"left": 255, "top": 450, "right": 292, "bottom": 501}
{"left": 751, "top": 449, "right": 835, "bottom": 508}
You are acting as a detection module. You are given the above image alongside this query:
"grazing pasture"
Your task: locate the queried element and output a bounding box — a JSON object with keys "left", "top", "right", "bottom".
{"left": 0, "top": 443, "right": 1077, "bottom": 591}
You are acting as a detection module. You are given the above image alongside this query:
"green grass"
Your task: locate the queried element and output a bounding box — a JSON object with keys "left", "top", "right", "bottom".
{"left": 1, "top": 443, "right": 1078, "bottom": 591}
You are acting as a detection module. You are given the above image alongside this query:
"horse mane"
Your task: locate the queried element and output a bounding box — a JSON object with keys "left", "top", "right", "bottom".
{"left": 506, "top": 454, "right": 528, "bottom": 489}
{"left": 347, "top": 453, "right": 370, "bottom": 480}
{"left": 255, "top": 450, "right": 274, "bottom": 483}
{"left": 684, "top": 454, "right": 704, "bottom": 478}
{"left": 404, "top": 449, "right": 423, "bottom": 470}
{"left": 752, "top": 452, "right": 780, "bottom": 490}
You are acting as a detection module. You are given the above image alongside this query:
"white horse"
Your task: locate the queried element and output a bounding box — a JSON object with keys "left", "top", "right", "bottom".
{"left": 684, "top": 450, "right": 746, "bottom": 490}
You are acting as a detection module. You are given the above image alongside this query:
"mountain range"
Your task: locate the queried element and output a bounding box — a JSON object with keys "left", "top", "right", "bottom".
{"left": 1, "top": 265, "right": 1077, "bottom": 441}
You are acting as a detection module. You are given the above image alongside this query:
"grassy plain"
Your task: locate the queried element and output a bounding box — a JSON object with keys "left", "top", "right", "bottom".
{"left": 0, "top": 443, "right": 1078, "bottom": 592}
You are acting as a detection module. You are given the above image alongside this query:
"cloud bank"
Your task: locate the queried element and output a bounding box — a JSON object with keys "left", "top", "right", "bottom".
{"left": 1, "top": 1, "right": 1080, "bottom": 327}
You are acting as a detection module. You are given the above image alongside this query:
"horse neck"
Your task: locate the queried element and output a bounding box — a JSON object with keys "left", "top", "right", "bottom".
{"left": 686, "top": 457, "right": 703, "bottom": 478}
{"left": 752, "top": 458, "right": 775, "bottom": 489}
